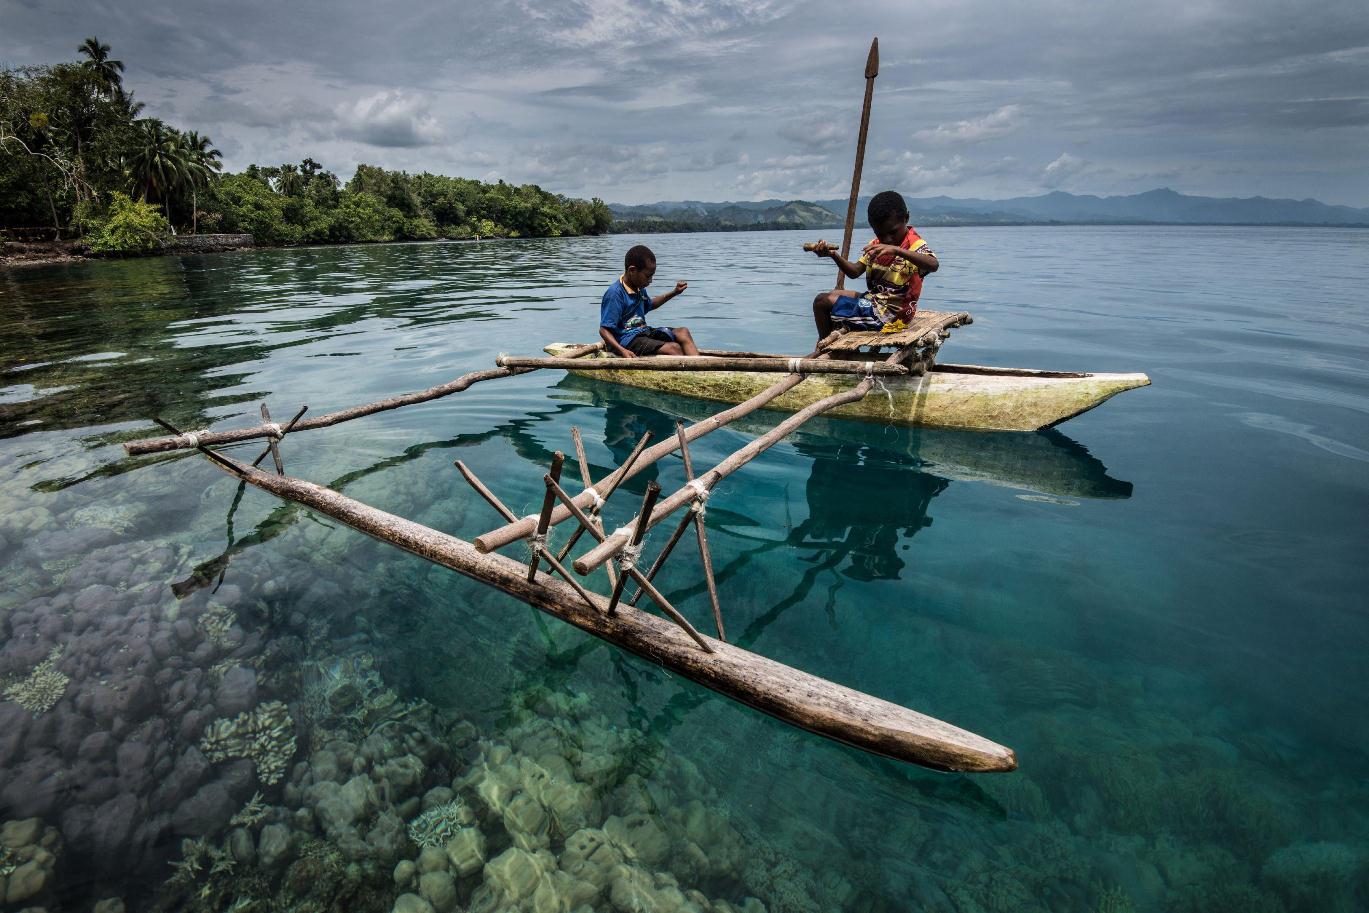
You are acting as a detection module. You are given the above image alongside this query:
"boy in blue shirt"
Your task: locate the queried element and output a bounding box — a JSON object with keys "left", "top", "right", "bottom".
{"left": 599, "top": 245, "right": 699, "bottom": 357}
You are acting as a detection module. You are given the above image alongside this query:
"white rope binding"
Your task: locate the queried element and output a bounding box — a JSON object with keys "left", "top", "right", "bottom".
{"left": 687, "top": 478, "right": 710, "bottom": 517}
{"left": 527, "top": 531, "right": 547, "bottom": 560}
{"left": 863, "top": 361, "right": 874, "bottom": 377}
{"left": 263, "top": 422, "right": 283, "bottom": 439}
{"left": 581, "top": 488, "right": 604, "bottom": 511}
{"left": 617, "top": 541, "right": 644, "bottom": 572}
{"left": 179, "top": 431, "right": 203, "bottom": 449}
{"left": 608, "top": 524, "right": 644, "bottom": 571}
{"left": 787, "top": 357, "right": 803, "bottom": 374}
{"left": 874, "top": 375, "right": 896, "bottom": 418}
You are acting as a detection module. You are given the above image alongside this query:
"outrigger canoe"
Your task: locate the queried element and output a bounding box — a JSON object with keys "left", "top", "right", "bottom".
{"left": 117, "top": 39, "right": 1136, "bottom": 774}
{"left": 540, "top": 309, "right": 1149, "bottom": 432}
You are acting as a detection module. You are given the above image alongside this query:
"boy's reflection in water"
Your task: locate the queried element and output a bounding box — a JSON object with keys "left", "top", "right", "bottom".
{"left": 601, "top": 399, "right": 678, "bottom": 491}
{"left": 791, "top": 439, "right": 948, "bottom": 581}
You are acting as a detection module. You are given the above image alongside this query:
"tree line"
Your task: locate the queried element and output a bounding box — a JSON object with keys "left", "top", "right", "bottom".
{"left": 1, "top": 39, "right": 612, "bottom": 253}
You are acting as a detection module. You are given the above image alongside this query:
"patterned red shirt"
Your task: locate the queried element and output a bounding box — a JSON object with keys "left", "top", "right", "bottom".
{"left": 857, "top": 227, "right": 933, "bottom": 324}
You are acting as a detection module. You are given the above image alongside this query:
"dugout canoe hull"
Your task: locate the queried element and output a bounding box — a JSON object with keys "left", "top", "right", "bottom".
{"left": 546, "top": 344, "right": 1149, "bottom": 432}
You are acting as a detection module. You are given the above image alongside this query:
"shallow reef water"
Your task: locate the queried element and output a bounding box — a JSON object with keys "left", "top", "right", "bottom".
{"left": 1, "top": 228, "right": 1367, "bottom": 911}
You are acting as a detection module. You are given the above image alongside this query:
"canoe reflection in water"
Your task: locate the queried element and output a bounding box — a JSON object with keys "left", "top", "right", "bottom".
{"left": 557, "top": 374, "right": 1133, "bottom": 588}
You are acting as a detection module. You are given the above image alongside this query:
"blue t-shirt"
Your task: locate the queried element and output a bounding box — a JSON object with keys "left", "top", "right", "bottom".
{"left": 600, "top": 280, "right": 654, "bottom": 346}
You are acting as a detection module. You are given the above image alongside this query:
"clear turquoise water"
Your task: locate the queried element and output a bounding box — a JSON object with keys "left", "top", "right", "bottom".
{"left": 1, "top": 227, "right": 1366, "bottom": 912}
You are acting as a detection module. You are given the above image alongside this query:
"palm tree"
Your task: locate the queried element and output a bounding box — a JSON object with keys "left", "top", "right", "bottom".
{"left": 126, "top": 118, "right": 186, "bottom": 224}
{"left": 274, "top": 163, "right": 303, "bottom": 197}
{"left": 78, "top": 37, "right": 124, "bottom": 97}
{"left": 182, "top": 131, "right": 222, "bottom": 234}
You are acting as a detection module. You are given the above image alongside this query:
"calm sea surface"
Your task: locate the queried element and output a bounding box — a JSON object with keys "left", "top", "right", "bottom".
{"left": 1, "top": 227, "right": 1366, "bottom": 912}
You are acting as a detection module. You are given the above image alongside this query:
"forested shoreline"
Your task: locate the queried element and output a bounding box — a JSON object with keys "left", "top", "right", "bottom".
{"left": 1, "top": 39, "right": 612, "bottom": 260}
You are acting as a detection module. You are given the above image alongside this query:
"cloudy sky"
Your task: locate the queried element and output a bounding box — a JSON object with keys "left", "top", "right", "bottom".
{"left": 3, "top": 0, "right": 1367, "bottom": 206}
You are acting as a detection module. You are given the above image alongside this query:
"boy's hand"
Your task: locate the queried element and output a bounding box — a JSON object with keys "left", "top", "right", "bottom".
{"left": 673, "top": 281, "right": 688, "bottom": 296}
{"left": 864, "top": 242, "right": 903, "bottom": 260}
{"left": 809, "top": 240, "right": 836, "bottom": 258}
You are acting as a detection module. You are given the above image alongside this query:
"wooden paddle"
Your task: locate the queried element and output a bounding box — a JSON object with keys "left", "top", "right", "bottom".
{"left": 836, "top": 37, "right": 878, "bottom": 290}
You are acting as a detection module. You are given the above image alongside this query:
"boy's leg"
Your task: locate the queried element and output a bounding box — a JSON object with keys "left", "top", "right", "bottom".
{"left": 627, "top": 329, "right": 684, "bottom": 357}
{"left": 671, "top": 326, "right": 700, "bottom": 356}
{"left": 812, "top": 290, "right": 845, "bottom": 337}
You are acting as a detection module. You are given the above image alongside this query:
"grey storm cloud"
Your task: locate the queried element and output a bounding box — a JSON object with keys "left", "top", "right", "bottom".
{"left": 2, "top": 0, "right": 1367, "bottom": 205}
{"left": 333, "top": 92, "right": 444, "bottom": 148}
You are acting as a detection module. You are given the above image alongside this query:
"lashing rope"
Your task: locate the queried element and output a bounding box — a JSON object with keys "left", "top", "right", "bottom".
{"left": 787, "top": 357, "right": 803, "bottom": 374}
{"left": 864, "top": 362, "right": 896, "bottom": 419}
{"left": 874, "top": 375, "right": 896, "bottom": 419}
{"left": 686, "top": 478, "right": 710, "bottom": 518}
{"left": 527, "top": 532, "right": 547, "bottom": 561}
{"left": 179, "top": 431, "right": 204, "bottom": 449}
{"left": 608, "top": 524, "right": 645, "bottom": 571}
{"left": 581, "top": 488, "right": 604, "bottom": 511}
{"left": 263, "top": 422, "right": 283, "bottom": 439}
{"left": 617, "top": 541, "right": 644, "bottom": 573}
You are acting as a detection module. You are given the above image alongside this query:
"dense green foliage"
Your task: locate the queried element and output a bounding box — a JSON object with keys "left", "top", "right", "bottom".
{"left": 85, "top": 191, "right": 169, "bottom": 254}
{"left": 203, "top": 161, "right": 612, "bottom": 243}
{"left": 1, "top": 40, "right": 612, "bottom": 248}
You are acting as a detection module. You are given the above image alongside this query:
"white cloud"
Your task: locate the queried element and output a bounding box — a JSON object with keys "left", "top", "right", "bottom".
{"left": 865, "top": 151, "right": 969, "bottom": 194}
{"left": 1043, "top": 152, "right": 1089, "bottom": 187}
{"left": 912, "top": 105, "right": 1022, "bottom": 146}
{"left": 334, "top": 91, "right": 443, "bottom": 148}
{"left": 510, "top": 0, "right": 798, "bottom": 51}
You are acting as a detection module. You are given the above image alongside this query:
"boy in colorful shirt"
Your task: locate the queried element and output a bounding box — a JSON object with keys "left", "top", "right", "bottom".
{"left": 808, "top": 190, "right": 939, "bottom": 338}
{"left": 599, "top": 244, "right": 699, "bottom": 357}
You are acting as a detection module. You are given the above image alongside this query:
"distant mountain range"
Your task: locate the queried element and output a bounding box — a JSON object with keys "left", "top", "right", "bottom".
{"left": 609, "top": 188, "right": 1369, "bottom": 231}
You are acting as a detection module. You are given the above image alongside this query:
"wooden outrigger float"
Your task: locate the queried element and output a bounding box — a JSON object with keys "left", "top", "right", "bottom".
{"left": 125, "top": 339, "right": 1019, "bottom": 773}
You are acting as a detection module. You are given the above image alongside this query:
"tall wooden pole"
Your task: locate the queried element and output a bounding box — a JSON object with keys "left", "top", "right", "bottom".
{"left": 836, "top": 37, "right": 879, "bottom": 291}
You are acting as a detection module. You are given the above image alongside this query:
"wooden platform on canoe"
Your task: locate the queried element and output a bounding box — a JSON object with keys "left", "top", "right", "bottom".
{"left": 824, "top": 309, "right": 973, "bottom": 352}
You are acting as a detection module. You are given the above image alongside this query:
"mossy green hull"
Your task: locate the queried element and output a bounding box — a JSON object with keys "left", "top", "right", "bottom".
{"left": 545, "top": 345, "right": 1149, "bottom": 432}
